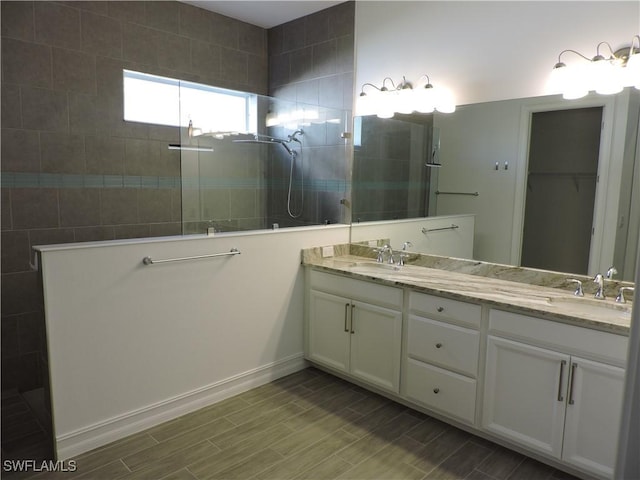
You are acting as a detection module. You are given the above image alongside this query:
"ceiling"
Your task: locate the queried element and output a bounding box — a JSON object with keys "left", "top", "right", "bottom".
{"left": 181, "top": 1, "right": 346, "bottom": 29}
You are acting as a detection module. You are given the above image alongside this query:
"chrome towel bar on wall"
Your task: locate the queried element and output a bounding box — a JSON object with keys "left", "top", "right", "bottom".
{"left": 422, "top": 224, "right": 459, "bottom": 234}
{"left": 435, "top": 190, "right": 479, "bottom": 196}
{"left": 142, "top": 248, "right": 241, "bottom": 265}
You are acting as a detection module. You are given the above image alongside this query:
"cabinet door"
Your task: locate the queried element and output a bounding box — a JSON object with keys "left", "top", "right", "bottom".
{"left": 562, "top": 357, "right": 625, "bottom": 479}
{"left": 349, "top": 301, "right": 402, "bottom": 393}
{"left": 483, "top": 336, "right": 569, "bottom": 458}
{"left": 308, "top": 290, "right": 350, "bottom": 373}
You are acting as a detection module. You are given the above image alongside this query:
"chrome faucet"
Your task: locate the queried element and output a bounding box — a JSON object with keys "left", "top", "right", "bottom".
{"left": 616, "top": 286, "right": 634, "bottom": 304}
{"left": 398, "top": 241, "right": 413, "bottom": 266}
{"left": 567, "top": 279, "right": 584, "bottom": 297}
{"left": 606, "top": 266, "right": 618, "bottom": 279}
{"left": 376, "top": 244, "right": 394, "bottom": 264}
{"left": 593, "top": 273, "right": 605, "bottom": 299}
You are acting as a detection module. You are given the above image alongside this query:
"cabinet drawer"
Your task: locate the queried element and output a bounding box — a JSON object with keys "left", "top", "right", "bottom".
{"left": 405, "top": 358, "right": 477, "bottom": 424}
{"left": 310, "top": 270, "right": 402, "bottom": 309}
{"left": 408, "top": 315, "right": 480, "bottom": 377}
{"left": 489, "top": 309, "right": 628, "bottom": 366}
{"left": 409, "top": 292, "right": 481, "bottom": 329}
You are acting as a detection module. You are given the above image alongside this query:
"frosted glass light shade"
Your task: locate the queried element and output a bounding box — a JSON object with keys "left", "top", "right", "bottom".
{"left": 592, "top": 59, "right": 623, "bottom": 95}
{"left": 561, "top": 64, "right": 589, "bottom": 100}
{"left": 434, "top": 88, "right": 456, "bottom": 113}
{"left": 415, "top": 86, "right": 435, "bottom": 113}
{"left": 396, "top": 88, "right": 415, "bottom": 114}
{"left": 626, "top": 52, "right": 640, "bottom": 88}
{"left": 356, "top": 93, "right": 376, "bottom": 116}
{"left": 548, "top": 63, "right": 569, "bottom": 94}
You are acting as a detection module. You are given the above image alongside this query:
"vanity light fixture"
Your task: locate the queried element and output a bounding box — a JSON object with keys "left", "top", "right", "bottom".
{"left": 356, "top": 75, "right": 456, "bottom": 118}
{"left": 549, "top": 35, "right": 640, "bottom": 99}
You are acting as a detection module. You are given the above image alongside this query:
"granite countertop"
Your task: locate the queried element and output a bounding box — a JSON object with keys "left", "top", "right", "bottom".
{"left": 303, "top": 249, "right": 633, "bottom": 336}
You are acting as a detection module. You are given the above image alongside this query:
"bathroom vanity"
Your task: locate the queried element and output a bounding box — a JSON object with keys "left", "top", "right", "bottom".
{"left": 303, "top": 246, "right": 632, "bottom": 480}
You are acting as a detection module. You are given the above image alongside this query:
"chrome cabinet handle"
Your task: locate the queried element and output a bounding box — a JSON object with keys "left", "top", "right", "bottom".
{"left": 344, "top": 303, "right": 349, "bottom": 332}
{"left": 350, "top": 304, "right": 355, "bottom": 334}
{"left": 435, "top": 343, "right": 443, "bottom": 349}
{"left": 568, "top": 363, "right": 578, "bottom": 405}
{"left": 433, "top": 388, "right": 440, "bottom": 394}
{"left": 557, "top": 360, "right": 566, "bottom": 402}
{"left": 436, "top": 306, "right": 444, "bottom": 312}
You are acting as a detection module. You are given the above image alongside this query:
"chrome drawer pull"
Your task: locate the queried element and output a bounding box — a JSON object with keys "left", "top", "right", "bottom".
{"left": 436, "top": 306, "right": 444, "bottom": 312}
{"left": 557, "top": 360, "right": 566, "bottom": 402}
{"left": 568, "top": 363, "right": 578, "bottom": 405}
{"left": 433, "top": 388, "right": 440, "bottom": 394}
{"left": 435, "top": 343, "right": 443, "bottom": 349}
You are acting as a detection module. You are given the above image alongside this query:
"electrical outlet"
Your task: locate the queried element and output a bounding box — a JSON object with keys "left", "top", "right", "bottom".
{"left": 322, "top": 246, "right": 334, "bottom": 258}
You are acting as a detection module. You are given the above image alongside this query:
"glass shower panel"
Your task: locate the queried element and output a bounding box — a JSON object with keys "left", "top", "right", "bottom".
{"left": 179, "top": 84, "right": 350, "bottom": 234}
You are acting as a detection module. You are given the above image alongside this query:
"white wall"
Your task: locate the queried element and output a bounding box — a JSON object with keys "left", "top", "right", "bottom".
{"left": 354, "top": 1, "right": 639, "bottom": 106}
{"left": 350, "top": 214, "right": 474, "bottom": 259}
{"left": 37, "top": 225, "right": 349, "bottom": 460}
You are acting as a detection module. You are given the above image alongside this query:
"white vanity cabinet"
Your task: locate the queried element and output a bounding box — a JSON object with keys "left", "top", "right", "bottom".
{"left": 403, "top": 292, "right": 482, "bottom": 424}
{"left": 483, "top": 309, "right": 628, "bottom": 479}
{"left": 307, "top": 270, "right": 403, "bottom": 393}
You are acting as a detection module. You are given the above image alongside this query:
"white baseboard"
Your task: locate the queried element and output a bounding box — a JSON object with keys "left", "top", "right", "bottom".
{"left": 55, "top": 354, "right": 307, "bottom": 460}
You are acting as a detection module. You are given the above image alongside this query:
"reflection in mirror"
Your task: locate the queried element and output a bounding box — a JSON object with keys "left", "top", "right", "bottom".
{"left": 351, "top": 88, "right": 640, "bottom": 281}
{"left": 177, "top": 85, "right": 350, "bottom": 234}
{"left": 352, "top": 114, "right": 438, "bottom": 223}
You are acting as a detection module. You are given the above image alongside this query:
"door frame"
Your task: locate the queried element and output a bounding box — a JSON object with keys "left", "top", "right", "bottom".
{"left": 510, "top": 94, "right": 617, "bottom": 275}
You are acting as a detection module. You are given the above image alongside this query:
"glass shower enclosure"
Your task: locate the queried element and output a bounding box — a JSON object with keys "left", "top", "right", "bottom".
{"left": 177, "top": 82, "right": 351, "bottom": 234}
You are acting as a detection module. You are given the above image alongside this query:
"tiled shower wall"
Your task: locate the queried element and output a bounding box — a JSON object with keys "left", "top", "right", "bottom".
{"left": 267, "top": 1, "right": 355, "bottom": 228}
{"left": 0, "top": 1, "right": 268, "bottom": 393}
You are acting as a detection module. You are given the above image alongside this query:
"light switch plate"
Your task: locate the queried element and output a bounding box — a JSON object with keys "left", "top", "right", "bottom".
{"left": 322, "top": 246, "right": 334, "bottom": 258}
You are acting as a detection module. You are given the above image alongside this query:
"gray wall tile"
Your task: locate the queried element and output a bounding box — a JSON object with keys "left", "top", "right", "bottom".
{"left": 107, "top": 1, "right": 146, "bottom": 24}
{"left": 239, "top": 23, "right": 265, "bottom": 55}
{"left": 69, "top": 93, "right": 98, "bottom": 135}
{"left": 100, "top": 188, "right": 138, "bottom": 225}
{"left": 11, "top": 188, "right": 59, "bottom": 229}
{"left": 81, "top": 11, "right": 122, "bottom": 58}
{"left": 146, "top": 1, "right": 179, "bottom": 34}
{"left": 220, "top": 48, "right": 248, "bottom": 83}
{"left": 1, "top": 38, "right": 52, "bottom": 88}
{"left": 157, "top": 32, "right": 192, "bottom": 72}
{"left": 1, "top": 231, "right": 31, "bottom": 273}
{"left": 1, "top": 129, "right": 41, "bottom": 173}
{"left": 0, "top": 272, "right": 43, "bottom": 316}
{"left": 290, "top": 46, "right": 313, "bottom": 82}
{"left": 85, "top": 136, "right": 125, "bottom": 175}
{"left": 1, "top": 1, "right": 35, "bottom": 41}
{"left": 313, "top": 40, "right": 337, "bottom": 77}
{"left": 40, "top": 132, "right": 85, "bottom": 174}
{"left": 59, "top": 189, "right": 101, "bottom": 227}
{"left": 114, "top": 223, "right": 150, "bottom": 239}
{"left": 211, "top": 13, "right": 238, "bottom": 49}
{"left": 34, "top": 2, "right": 81, "bottom": 49}
{"left": 53, "top": 48, "right": 97, "bottom": 94}
{"left": 21, "top": 87, "right": 69, "bottom": 132}
{"left": 282, "top": 18, "right": 305, "bottom": 53}
{"left": 73, "top": 225, "right": 115, "bottom": 242}
{"left": 139, "top": 189, "right": 173, "bottom": 223}
{"left": 2, "top": 190, "right": 12, "bottom": 230}
{"left": 123, "top": 22, "right": 158, "bottom": 66}
{"left": 1, "top": 316, "right": 19, "bottom": 359}
{"left": 28, "top": 228, "right": 76, "bottom": 249}
{"left": 191, "top": 41, "right": 221, "bottom": 80}
{"left": 61, "top": 1, "right": 108, "bottom": 15}
{"left": 2, "top": 84, "right": 22, "bottom": 128}
{"left": 305, "top": 9, "right": 330, "bottom": 46}
{"left": 179, "top": 3, "right": 211, "bottom": 42}
{"left": 329, "top": 2, "right": 355, "bottom": 38}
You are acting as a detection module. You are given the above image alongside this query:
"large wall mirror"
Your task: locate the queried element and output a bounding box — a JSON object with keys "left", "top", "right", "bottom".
{"left": 351, "top": 88, "right": 640, "bottom": 281}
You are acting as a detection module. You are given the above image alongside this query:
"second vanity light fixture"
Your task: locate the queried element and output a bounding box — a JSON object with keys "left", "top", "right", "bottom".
{"left": 356, "top": 75, "right": 456, "bottom": 118}
{"left": 549, "top": 35, "right": 640, "bottom": 99}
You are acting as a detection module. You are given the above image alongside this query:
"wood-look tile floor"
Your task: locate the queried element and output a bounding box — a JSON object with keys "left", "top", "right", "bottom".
{"left": 12, "top": 368, "right": 580, "bottom": 480}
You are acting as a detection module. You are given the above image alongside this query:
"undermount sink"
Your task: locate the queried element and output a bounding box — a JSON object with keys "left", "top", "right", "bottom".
{"left": 548, "top": 296, "right": 632, "bottom": 320}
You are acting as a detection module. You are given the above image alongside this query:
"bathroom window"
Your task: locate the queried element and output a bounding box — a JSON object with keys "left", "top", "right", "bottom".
{"left": 123, "top": 70, "right": 256, "bottom": 134}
